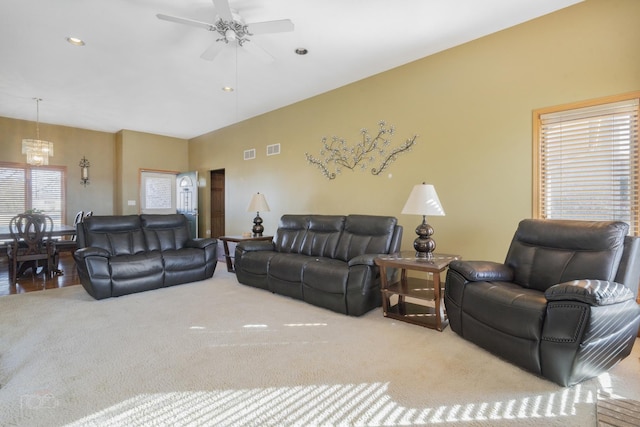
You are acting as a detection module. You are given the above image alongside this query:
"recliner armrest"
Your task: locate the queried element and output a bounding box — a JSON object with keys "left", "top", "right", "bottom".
{"left": 348, "top": 254, "right": 377, "bottom": 267}
{"left": 237, "top": 240, "right": 274, "bottom": 252}
{"left": 73, "top": 246, "right": 111, "bottom": 259}
{"left": 186, "top": 238, "right": 217, "bottom": 249}
{"left": 545, "top": 279, "right": 635, "bottom": 306}
{"left": 448, "top": 260, "right": 513, "bottom": 282}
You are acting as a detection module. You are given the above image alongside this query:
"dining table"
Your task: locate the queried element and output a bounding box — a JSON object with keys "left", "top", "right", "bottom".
{"left": 0, "top": 224, "right": 77, "bottom": 241}
{"left": 1, "top": 223, "right": 78, "bottom": 280}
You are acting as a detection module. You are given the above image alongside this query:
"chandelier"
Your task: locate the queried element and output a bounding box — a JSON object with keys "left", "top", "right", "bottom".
{"left": 22, "top": 98, "right": 54, "bottom": 166}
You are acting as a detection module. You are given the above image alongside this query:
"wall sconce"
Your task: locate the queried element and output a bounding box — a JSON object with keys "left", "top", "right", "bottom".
{"left": 79, "top": 156, "right": 90, "bottom": 186}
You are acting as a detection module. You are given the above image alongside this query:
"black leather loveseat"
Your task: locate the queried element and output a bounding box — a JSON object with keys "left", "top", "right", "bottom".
{"left": 234, "top": 214, "right": 403, "bottom": 316}
{"left": 74, "top": 214, "right": 218, "bottom": 299}
{"left": 444, "top": 219, "right": 640, "bottom": 386}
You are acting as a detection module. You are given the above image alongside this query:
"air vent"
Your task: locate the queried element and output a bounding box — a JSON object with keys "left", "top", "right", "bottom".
{"left": 267, "top": 143, "right": 281, "bottom": 156}
{"left": 244, "top": 149, "right": 256, "bottom": 160}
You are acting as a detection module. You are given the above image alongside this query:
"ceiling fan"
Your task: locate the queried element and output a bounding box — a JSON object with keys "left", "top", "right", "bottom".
{"left": 157, "top": 0, "right": 294, "bottom": 63}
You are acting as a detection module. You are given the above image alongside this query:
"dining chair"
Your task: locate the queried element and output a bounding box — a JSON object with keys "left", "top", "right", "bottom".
{"left": 7, "top": 213, "right": 58, "bottom": 285}
{"left": 73, "top": 210, "right": 85, "bottom": 228}
{"left": 54, "top": 211, "right": 84, "bottom": 256}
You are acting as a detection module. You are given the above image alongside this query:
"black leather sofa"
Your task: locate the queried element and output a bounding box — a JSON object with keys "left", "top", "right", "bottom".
{"left": 234, "top": 214, "right": 403, "bottom": 316}
{"left": 445, "top": 219, "right": 640, "bottom": 386}
{"left": 73, "top": 214, "right": 218, "bottom": 299}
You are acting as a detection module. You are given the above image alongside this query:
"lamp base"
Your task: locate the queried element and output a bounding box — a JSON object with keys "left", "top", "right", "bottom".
{"left": 413, "top": 216, "right": 436, "bottom": 259}
{"left": 252, "top": 214, "right": 264, "bottom": 237}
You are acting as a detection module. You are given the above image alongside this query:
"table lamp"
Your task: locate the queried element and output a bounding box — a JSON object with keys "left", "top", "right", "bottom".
{"left": 401, "top": 182, "right": 445, "bottom": 259}
{"left": 247, "top": 192, "right": 270, "bottom": 237}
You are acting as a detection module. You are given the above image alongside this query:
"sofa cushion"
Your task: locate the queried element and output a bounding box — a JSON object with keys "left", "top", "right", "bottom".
{"left": 110, "top": 252, "right": 164, "bottom": 296}
{"left": 238, "top": 251, "right": 278, "bottom": 275}
{"left": 273, "top": 215, "right": 309, "bottom": 254}
{"left": 300, "top": 216, "right": 345, "bottom": 258}
{"left": 464, "top": 281, "right": 548, "bottom": 340}
{"left": 162, "top": 248, "right": 206, "bottom": 271}
{"left": 335, "top": 215, "right": 397, "bottom": 262}
{"left": 302, "top": 258, "right": 349, "bottom": 294}
{"left": 268, "top": 253, "right": 311, "bottom": 300}
{"left": 505, "top": 219, "right": 628, "bottom": 292}
{"left": 141, "top": 214, "right": 190, "bottom": 251}
{"left": 162, "top": 248, "right": 208, "bottom": 287}
{"left": 268, "top": 253, "right": 310, "bottom": 282}
{"left": 110, "top": 252, "right": 163, "bottom": 279}
{"left": 83, "top": 215, "right": 147, "bottom": 256}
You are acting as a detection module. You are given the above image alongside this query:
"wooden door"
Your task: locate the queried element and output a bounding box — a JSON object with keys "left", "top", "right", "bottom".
{"left": 210, "top": 169, "right": 225, "bottom": 238}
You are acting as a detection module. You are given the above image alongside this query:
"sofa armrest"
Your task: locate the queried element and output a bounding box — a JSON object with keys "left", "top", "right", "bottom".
{"left": 73, "top": 246, "right": 111, "bottom": 259}
{"left": 545, "top": 279, "right": 635, "bottom": 306}
{"left": 237, "top": 240, "right": 275, "bottom": 252}
{"left": 186, "top": 237, "right": 217, "bottom": 249}
{"left": 448, "top": 260, "right": 514, "bottom": 282}
{"left": 348, "top": 254, "right": 377, "bottom": 267}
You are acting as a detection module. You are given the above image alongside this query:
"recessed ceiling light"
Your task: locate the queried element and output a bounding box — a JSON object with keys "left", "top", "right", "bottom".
{"left": 295, "top": 48, "right": 308, "bottom": 55}
{"left": 66, "top": 37, "right": 85, "bottom": 46}
{"left": 222, "top": 86, "right": 234, "bottom": 92}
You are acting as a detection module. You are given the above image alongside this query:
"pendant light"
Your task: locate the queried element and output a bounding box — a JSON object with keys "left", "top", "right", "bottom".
{"left": 22, "top": 98, "right": 54, "bottom": 166}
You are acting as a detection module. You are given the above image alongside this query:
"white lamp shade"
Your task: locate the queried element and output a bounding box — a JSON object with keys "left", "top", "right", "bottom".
{"left": 247, "top": 193, "right": 270, "bottom": 213}
{"left": 401, "top": 183, "right": 445, "bottom": 216}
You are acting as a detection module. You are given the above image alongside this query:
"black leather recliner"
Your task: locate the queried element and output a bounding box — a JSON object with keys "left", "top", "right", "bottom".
{"left": 444, "top": 219, "right": 640, "bottom": 386}
{"left": 74, "top": 214, "right": 217, "bottom": 299}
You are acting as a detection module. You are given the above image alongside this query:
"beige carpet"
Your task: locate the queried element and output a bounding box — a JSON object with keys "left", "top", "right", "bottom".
{"left": 1, "top": 266, "right": 639, "bottom": 426}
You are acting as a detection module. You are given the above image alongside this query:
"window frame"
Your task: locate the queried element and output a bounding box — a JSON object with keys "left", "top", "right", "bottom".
{"left": 533, "top": 91, "right": 640, "bottom": 235}
{"left": 0, "top": 161, "right": 67, "bottom": 226}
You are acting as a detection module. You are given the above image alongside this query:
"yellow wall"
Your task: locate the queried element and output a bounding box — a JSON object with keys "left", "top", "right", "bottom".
{"left": 1, "top": 0, "right": 638, "bottom": 262}
{"left": 0, "top": 116, "right": 116, "bottom": 223}
{"left": 116, "top": 130, "right": 189, "bottom": 215}
{"left": 189, "top": 0, "right": 640, "bottom": 261}
{"left": 0, "top": 121, "right": 189, "bottom": 220}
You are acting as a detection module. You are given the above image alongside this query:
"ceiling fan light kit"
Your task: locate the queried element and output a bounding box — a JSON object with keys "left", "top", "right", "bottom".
{"left": 156, "top": 0, "right": 294, "bottom": 63}
{"left": 213, "top": 18, "right": 251, "bottom": 46}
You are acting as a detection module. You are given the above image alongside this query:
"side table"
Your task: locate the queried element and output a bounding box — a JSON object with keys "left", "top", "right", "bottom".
{"left": 218, "top": 235, "right": 273, "bottom": 273}
{"left": 375, "top": 252, "right": 460, "bottom": 331}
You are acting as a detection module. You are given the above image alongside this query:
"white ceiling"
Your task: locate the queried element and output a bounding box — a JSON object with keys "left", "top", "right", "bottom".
{"left": 0, "top": 0, "right": 582, "bottom": 139}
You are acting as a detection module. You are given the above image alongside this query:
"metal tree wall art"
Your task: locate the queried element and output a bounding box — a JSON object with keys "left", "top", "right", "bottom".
{"left": 305, "top": 121, "right": 417, "bottom": 180}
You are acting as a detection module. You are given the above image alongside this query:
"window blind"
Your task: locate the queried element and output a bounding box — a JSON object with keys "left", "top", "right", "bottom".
{"left": 0, "top": 166, "right": 26, "bottom": 225}
{"left": 536, "top": 97, "right": 639, "bottom": 235}
{"left": 31, "top": 168, "right": 64, "bottom": 225}
{"left": 0, "top": 163, "right": 66, "bottom": 226}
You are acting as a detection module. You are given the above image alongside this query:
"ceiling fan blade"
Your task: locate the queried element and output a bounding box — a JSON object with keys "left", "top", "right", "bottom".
{"left": 242, "top": 40, "right": 274, "bottom": 64}
{"left": 247, "top": 19, "right": 294, "bottom": 35}
{"left": 157, "top": 14, "right": 214, "bottom": 31}
{"left": 212, "top": 0, "right": 233, "bottom": 22}
{"left": 201, "top": 42, "right": 225, "bottom": 61}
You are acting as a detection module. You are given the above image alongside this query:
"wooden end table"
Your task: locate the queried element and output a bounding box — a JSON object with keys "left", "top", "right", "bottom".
{"left": 375, "top": 252, "right": 460, "bottom": 331}
{"left": 219, "top": 235, "right": 273, "bottom": 273}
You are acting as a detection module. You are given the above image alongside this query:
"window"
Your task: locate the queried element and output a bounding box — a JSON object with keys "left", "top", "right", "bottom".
{"left": 533, "top": 92, "right": 640, "bottom": 235}
{"left": 0, "top": 162, "right": 66, "bottom": 226}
